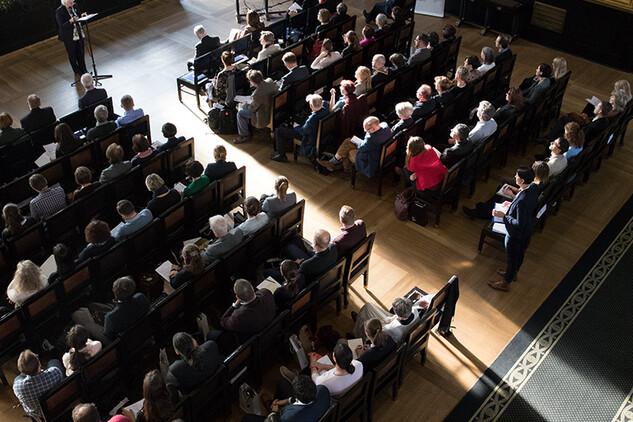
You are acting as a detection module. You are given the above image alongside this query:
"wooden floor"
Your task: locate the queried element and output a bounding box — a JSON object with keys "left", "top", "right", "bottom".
{"left": 1, "top": 0, "right": 632, "bottom": 420}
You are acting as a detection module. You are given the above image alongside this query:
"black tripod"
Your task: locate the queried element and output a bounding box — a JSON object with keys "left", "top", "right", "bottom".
{"left": 71, "top": 13, "right": 113, "bottom": 87}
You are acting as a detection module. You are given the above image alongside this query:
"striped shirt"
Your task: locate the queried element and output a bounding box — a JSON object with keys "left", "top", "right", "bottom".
{"left": 29, "top": 186, "right": 66, "bottom": 220}
{"left": 13, "top": 366, "right": 63, "bottom": 418}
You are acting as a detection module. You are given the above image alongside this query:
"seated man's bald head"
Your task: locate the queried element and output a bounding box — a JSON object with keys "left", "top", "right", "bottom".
{"left": 314, "top": 229, "right": 331, "bottom": 250}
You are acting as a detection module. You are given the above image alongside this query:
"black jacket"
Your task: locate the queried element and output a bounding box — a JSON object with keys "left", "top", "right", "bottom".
{"left": 20, "top": 107, "right": 56, "bottom": 133}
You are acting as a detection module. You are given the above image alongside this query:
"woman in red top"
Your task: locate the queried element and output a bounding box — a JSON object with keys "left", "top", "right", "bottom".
{"left": 404, "top": 137, "right": 447, "bottom": 197}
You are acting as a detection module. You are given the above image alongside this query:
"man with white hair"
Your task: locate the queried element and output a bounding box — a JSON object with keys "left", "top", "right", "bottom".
{"left": 77, "top": 73, "right": 107, "bottom": 109}
{"left": 188, "top": 25, "right": 221, "bottom": 70}
{"left": 55, "top": 0, "right": 88, "bottom": 75}
{"left": 20, "top": 94, "right": 57, "bottom": 133}
{"left": 317, "top": 116, "right": 391, "bottom": 177}
{"left": 352, "top": 296, "right": 426, "bottom": 343}
{"left": 200, "top": 215, "right": 244, "bottom": 263}
{"left": 370, "top": 54, "right": 390, "bottom": 86}
{"left": 412, "top": 84, "right": 437, "bottom": 120}
{"left": 271, "top": 93, "right": 329, "bottom": 162}
{"left": 86, "top": 105, "right": 117, "bottom": 141}
{"left": 374, "top": 13, "right": 391, "bottom": 38}
{"left": 468, "top": 100, "right": 498, "bottom": 144}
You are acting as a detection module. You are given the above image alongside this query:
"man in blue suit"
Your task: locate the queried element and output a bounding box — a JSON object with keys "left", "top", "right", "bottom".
{"left": 278, "top": 52, "right": 309, "bottom": 91}
{"left": 271, "top": 94, "right": 329, "bottom": 162}
{"left": 242, "top": 374, "right": 330, "bottom": 422}
{"left": 318, "top": 116, "right": 392, "bottom": 177}
{"left": 489, "top": 167, "right": 540, "bottom": 292}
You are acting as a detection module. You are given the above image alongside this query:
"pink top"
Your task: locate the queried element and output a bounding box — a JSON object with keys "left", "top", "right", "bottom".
{"left": 407, "top": 145, "right": 447, "bottom": 190}
{"left": 359, "top": 37, "right": 375, "bottom": 47}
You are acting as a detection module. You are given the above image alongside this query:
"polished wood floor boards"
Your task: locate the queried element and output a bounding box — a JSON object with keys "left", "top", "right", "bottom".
{"left": 1, "top": 1, "right": 632, "bottom": 420}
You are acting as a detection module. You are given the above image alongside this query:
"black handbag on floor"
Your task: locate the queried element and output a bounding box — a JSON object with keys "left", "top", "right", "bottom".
{"left": 219, "top": 106, "right": 238, "bottom": 134}
{"left": 409, "top": 199, "right": 429, "bottom": 226}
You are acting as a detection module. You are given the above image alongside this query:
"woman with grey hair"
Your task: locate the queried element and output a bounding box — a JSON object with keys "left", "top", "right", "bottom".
{"left": 145, "top": 173, "right": 180, "bottom": 217}
{"left": 391, "top": 102, "right": 415, "bottom": 135}
{"left": 477, "top": 46, "right": 496, "bottom": 74}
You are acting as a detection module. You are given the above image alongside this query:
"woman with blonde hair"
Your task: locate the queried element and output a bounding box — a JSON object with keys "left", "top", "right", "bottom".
{"left": 354, "top": 66, "right": 372, "bottom": 96}
{"left": 552, "top": 57, "right": 568, "bottom": 81}
{"left": 433, "top": 76, "right": 454, "bottom": 105}
{"left": 311, "top": 38, "right": 341, "bottom": 70}
{"left": 7, "top": 260, "right": 48, "bottom": 306}
{"left": 404, "top": 137, "right": 447, "bottom": 198}
{"left": 262, "top": 175, "right": 297, "bottom": 217}
{"left": 614, "top": 80, "right": 631, "bottom": 104}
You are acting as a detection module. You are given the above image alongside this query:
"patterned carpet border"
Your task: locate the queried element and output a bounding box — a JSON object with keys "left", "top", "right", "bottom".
{"left": 445, "top": 193, "right": 633, "bottom": 422}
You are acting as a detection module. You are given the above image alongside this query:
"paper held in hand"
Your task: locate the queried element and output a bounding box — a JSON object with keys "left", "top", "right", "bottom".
{"left": 493, "top": 202, "right": 510, "bottom": 223}
{"left": 496, "top": 184, "right": 514, "bottom": 200}
{"left": 155, "top": 261, "right": 174, "bottom": 282}
{"left": 288, "top": 2, "right": 302, "bottom": 12}
{"left": 347, "top": 338, "right": 364, "bottom": 359}
{"left": 492, "top": 202, "right": 510, "bottom": 235}
{"left": 173, "top": 182, "right": 187, "bottom": 193}
{"left": 350, "top": 135, "right": 363, "bottom": 145}
{"left": 585, "top": 96, "right": 600, "bottom": 106}
{"left": 35, "top": 143, "right": 57, "bottom": 167}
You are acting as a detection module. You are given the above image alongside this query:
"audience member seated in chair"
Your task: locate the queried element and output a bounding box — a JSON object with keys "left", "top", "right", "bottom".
{"left": 440, "top": 24, "right": 457, "bottom": 45}
{"left": 370, "top": 54, "right": 390, "bottom": 86}
{"left": 403, "top": 137, "right": 447, "bottom": 198}
{"left": 331, "top": 2, "right": 350, "bottom": 24}
{"left": 73, "top": 166, "right": 101, "bottom": 201}
{"left": 76, "top": 220, "right": 117, "bottom": 263}
{"left": 433, "top": 76, "right": 455, "bottom": 106}
{"left": 130, "top": 134, "right": 156, "bottom": 166}
{"left": 314, "top": 8, "right": 334, "bottom": 33}
{"left": 271, "top": 94, "right": 329, "bottom": 162}
{"left": 363, "top": 0, "right": 404, "bottom": 23}
{"left": 408, "top": 33, "right": 431, "bottom": 67}
{"left": 391, "top": 102, "right": 416, "bottom": 135}
{"left": 156, "top": 122, "right": 185, "bottom": 152}
{"left": 191, "top": 24, "right": 221, "bottom": 67}
{"left": 355, "top": 318, "right": 397, "bottom": 372}
{"left": 235, "top": 69, "right": 278, "bottom": 145}
{"left": 29, "top": 173, "right": 67, "bottom": 220}
{"left": 332, "top": 205, "right": 366, "bottom": 258}
{"left": 543, "top": 137, "right": 568, "bottom": 177}
{"left": 374, "top": 13, "right": 392, "bottom": 38}
{"left": 0, "top": 112, "right": 27, "bottom": 147}
{"left": 440, "top": 123, "right": 473, "bottom": 168}
{"left": 183, "top": 159, "right": 211, "bottom": 197}
{"left": 7, "top": 260, "right": 48, "bottom": 307}
{"left": 451, "top": 66, "right": 469, "bottom": 94}
{"left": 20, "top": 94, "right": 56, "bottom": 133}
{"left": 73, "top": 276, "right": 150, "bottom": 342}
{"left": 289, "top": 229, "right": 338, "bottom": 284}
{"left": 330, "top": 80, "right": 357, "bottom": 112}
{"left": 145, "top": 173, "right": 181, "bottom": 217}
{"left": 307, "top": 343, "right": 362, "bottom": 397}
{"left": 389, "top": 53, "right": 408, "bottom": 75}
{"left": 13, "top": 349, "right": 64, "bottom": 421}
{"left": 478, "top": 47, "right": 496, "bottom": 75}
{"left": 412, "top": 84, "right": 437, "bottom": 120}
{"left": 521, "top": 63, "right": 551, "bottom": 106}
{"left": 254, "top": 31, "right": 282, "bottom": 62}
{"left": 48, "top": 243, "right": 76, "bottom": 284}
{"left": 72, "top": 403, "right": 135, "bottom": 422}
{"left": 1, "top": 203, "right": 36, "bottom": 243}
{"left": 317, "top": 116, "right": 392, "bottom": 178}
{"left": 278, "top": 53, "right": 310, "bottom": 92}
{"left": 310, "top": 38, "right": 341, "bottom": 70}
{"left": 55, "top": 122, "right": 83, "bottom": 159}
{"left": 204, "top": 144, "right": 238, "bottom": 182}
{"left": 273, "top": 259, "right": 303, "bottom": 309}
{"left": 352, "top": 296, "right": 427, "bottom": 343}
{"left": 542, "top": 100, "right": 611, "bottom": 146}
{"left": 237, "top": 196, "right": 270, "bottom": 235}
{"left": 78, "top": 73, "right": 107, "bottom": 109}
{"left": 207, "top": 278, "right": 276, "bottom": 346}
{"left": 468, "top": 101, "right": 498, "bottom": 145}
{"left": 166, "top": 332, "right": 220, "bottom": 395}
{"left": 243, "top": 9, "right": 265, "bottom": 35}
{"left": 136, "top": 370, "right": 182, "bottom": 422}
{"left": 200, "top": 215, "right": 244, "bottom": 264}
{"left": 86, "top": 105, "right": 117, "bottom": 142}
{"left": 463, "top": 55, "right": 482, "bottom": 84}
{"left": 360, "top": 25, "right": 375, "bottom": 47}
{"left": 112, "top": 199, "right": 153, "bottom": 242}
{"left": 494, "top": 35, "right": 512, "bottom": 64}
{"left": 342, "top": 30, "right": 362, "bottom": 58}
{"left": 169, "top": 244, "right": 206, "bottom": 289}
{"left": 100, "top": 144, "right": 133, "bottom": 183}
{"left": 354, "top": 65, "right": 372, "bottom": 96}
{"left": 493, "top": 87, "right": 524, "bottom": 125}
{"left": 262, "top": 175, "right": 297, "bottom": 217}
{"left": 242, "top": 374, "right": 330, "bottom": 422}
{"left": 115, "top": 94, "right": 144, "bottom": 127}
{"left": 62, "top": 324, "right": 102, "bottom": 376}
{"left": 208, "top": 51, "right": 238, "bottom": 107}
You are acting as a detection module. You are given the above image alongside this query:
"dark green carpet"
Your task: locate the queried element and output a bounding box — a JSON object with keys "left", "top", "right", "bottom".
{"left": 446, "top": 194, "right": 633, "bottom": 422}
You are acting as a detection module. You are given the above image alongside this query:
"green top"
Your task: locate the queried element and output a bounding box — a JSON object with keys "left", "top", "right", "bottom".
{"left": 183, "top": 175, "right": 210, "bottom": 197}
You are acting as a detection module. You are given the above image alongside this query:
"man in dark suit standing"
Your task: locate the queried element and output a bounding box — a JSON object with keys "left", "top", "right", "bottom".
{"left": 489, "top": 167, "right": 540, "bottom": 292}
{"left": 56, "top": 0, "right": 88, "bottom": 76}
{"left": 20, "top": 95, "right": 56, "bottom": 133}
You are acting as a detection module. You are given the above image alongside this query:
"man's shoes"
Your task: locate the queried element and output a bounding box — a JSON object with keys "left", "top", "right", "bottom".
{"left": 316, "top": 158, "right": 335, "bottom": 172}
{"left": 462, "top": 205, "right": 478, "bottom": 220}
{"left": 280, "top": 365, "right": 298, "bottom": 382}
{"left": 496, "top": 269, "right": 517, "bottom": 281}
{"left": 363, "top": 10, "right": 371, "bottom": 23}
{"left": 233, "top": 135, "right": 250, "bottom": 144}
{"left": 488, "top": 280, "right": 510, "bottom": 292}
{"left": 270, "top": 153, "right": 288, "bottom": 162}
{"left": 351, "top": 311, "right": 358, "bottom": 322}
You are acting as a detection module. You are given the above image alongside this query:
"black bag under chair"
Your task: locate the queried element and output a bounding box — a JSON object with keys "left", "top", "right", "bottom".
{"left": 208, "top": 105, "right": 237, "bottom": 134}
{"left": 409, "top": 198, "right": 429, "bottom": 226}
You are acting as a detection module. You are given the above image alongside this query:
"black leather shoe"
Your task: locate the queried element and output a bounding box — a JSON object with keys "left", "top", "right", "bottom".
{"left": 462, "top": 205, "right": 477, "bottom": 220}
{"left": 270, "top": 153, "right": 288, "bottom": 162}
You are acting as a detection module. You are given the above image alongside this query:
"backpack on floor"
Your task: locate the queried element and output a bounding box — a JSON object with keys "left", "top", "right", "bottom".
{"left": 218, "top": 106, "right": 237, "bottom": 134}
{"left": 207, "top": 107, "right": 221, "bottom": 130}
